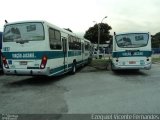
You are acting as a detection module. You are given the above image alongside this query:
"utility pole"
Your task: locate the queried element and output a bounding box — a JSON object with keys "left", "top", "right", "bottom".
{"left": 93, "top": 16, "right": 107, "bottom": 59}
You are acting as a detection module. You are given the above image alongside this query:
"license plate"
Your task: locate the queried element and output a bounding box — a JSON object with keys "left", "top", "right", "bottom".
{"left": 20, "top": 61, "right": 27, "bottom": 65}
{"left": 129, "top": 61, "right": 136, "bottom": 64}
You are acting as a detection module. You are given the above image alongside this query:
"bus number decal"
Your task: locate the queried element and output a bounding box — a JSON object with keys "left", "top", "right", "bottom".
{"left": 122, "top": 52, "right": 143, "bottom": 56}
{"left": 12, "top": 53, "right": 35, "bottom": 59}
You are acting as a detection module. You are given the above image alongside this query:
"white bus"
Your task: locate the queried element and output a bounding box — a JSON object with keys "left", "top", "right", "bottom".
{"left": 111, "top": 32, "right": 152, "bottom": 70}
{"left": 2, "top": 20, "right": 91, "bottom": 76}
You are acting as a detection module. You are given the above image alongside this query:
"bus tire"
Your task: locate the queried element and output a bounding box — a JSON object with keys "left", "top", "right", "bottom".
{"left": 71, "top": 62, "right": 76, "bottom": 74}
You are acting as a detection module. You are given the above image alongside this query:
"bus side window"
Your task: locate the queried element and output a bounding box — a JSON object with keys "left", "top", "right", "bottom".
{"left": 85, "top": 41, "right": 89, "bottom": 51}
{"left": 49, "top": 28, "right": 61, "bottom": 50}
{"left": 69, "top": 35, "right": 74, "bottom": 50}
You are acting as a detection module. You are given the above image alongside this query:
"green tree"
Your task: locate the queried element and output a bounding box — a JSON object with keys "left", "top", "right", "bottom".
{"left": 84, "top": 23, "right": 112, "bottom": 44}
{"left": 152, "top": 32, "right": 160, "bottom": 48}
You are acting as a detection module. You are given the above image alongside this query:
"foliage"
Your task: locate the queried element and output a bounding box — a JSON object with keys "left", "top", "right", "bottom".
{"left": 89, "top": 59, "right": 110, "bottom": 70}
{"left": 84, "top": 23, "right": 112, "bottom": 44}
{"left": 152, "top": 57, "right": 160, "bottom": 62}
{"left": 152, "top": 32, "right": 160, "bottom": 48}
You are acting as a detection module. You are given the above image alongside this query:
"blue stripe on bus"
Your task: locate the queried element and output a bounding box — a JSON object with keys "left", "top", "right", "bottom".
{"left": 112, "top": 51, "right": 152, "bottom": 58}
{"left": 50, "top": 65, "right": 64, "bottom": 75}
{"left": 2, "top": 51, "right": 82, "bottom": 60}
{"left": 49, "top": 60, "right": 87, "bottom": 76}
{"left": 49, "top": 59, "right": 89, "bottom": 76}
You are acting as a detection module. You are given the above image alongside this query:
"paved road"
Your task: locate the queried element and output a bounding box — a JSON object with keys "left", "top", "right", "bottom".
{"left": 60, "top": 64, "right": 160, "bottom": 113}
{"left": 0, "top": 63, "right": 160, "bottom": 114}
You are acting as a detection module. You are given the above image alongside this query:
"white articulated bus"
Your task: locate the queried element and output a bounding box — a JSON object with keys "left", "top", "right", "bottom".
{"left": 111, "top": 32, "right": 152, "bottom": 70}
{"left": 2, "top": 20, "right": 91, "bottom": 76}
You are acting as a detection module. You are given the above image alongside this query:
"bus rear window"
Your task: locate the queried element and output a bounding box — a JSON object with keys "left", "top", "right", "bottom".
{"left": 3, "top": 22, "right": 44, "bottom": 42}
{"left": 115, "top": 33, "right": 149, "bottom": 48}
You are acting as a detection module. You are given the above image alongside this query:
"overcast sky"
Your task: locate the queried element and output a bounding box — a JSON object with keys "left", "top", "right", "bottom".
{"left": 0, "top": 0, "right": 160, "bottom": 35}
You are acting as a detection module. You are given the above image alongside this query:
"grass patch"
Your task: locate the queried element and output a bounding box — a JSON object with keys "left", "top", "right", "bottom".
{"left": 89, "top": 59, "right": 111, "bottom": 70}
{"left": 152, "top": 57, "right": 160, "bottom": 62}
{"left": 90, "top": 59, "right": 110, "bottom": 65}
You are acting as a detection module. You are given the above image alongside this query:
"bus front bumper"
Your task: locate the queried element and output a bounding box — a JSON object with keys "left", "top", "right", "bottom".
{"left": 112, "top": 63, "right": 152, "bottom": 70}
{"left": 3, "top": 68, "right": 50, "bottom": 76}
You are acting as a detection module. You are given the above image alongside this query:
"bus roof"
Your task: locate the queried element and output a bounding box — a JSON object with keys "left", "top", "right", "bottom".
{"left": 4, "top": 20, "right": 70, "bottom": 32}
{"left": 4, "top": 20, "right": 80, "bottom": 38}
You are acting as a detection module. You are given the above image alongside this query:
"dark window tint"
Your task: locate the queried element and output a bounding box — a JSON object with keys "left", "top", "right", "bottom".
{"left": 85, "top": 41, "right": 90, "bottom": 50}
{"left": 49, "top": 28, "right": 61, "bottom": 50}
{"left": 68, "top": 35, "right": 81, "bottom": 50}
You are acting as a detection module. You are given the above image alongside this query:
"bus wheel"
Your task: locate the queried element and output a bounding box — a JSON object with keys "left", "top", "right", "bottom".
{"left": 71, "top": 62, "right": 76, "bottom": 74}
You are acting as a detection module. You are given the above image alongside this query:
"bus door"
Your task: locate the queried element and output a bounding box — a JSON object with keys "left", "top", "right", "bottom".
{"left": 62, "top": 37, "right": 68, "bottom": 72}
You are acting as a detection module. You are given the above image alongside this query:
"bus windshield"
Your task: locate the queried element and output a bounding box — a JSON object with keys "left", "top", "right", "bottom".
{"left": 115, "top": 33, "right": 149, "bottom": 48}
{"left": 3, "top": 22, "right": 44, "bottom": 42}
